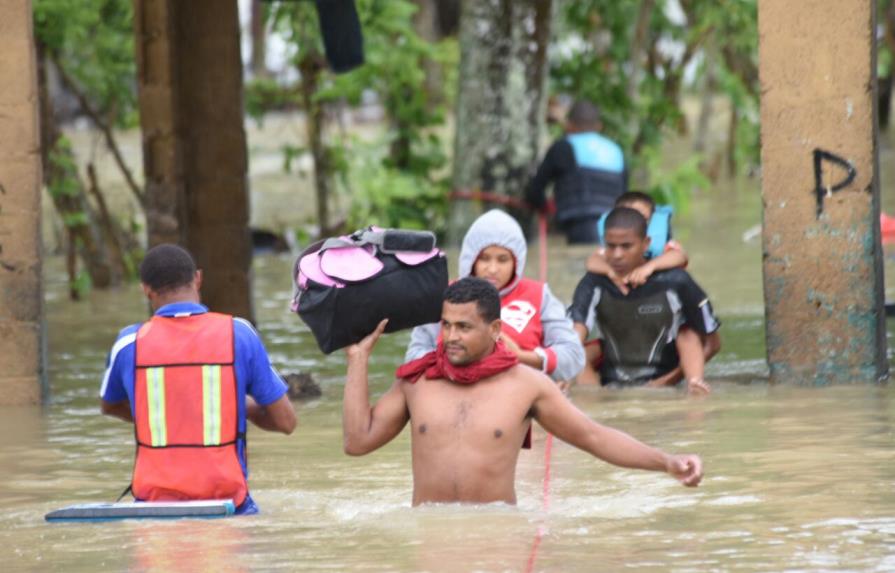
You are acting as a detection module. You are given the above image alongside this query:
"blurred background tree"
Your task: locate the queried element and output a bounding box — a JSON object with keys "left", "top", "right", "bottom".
{"left": 262, "top": 0, "right": 457, "bottom": 234}
{"left": 33, "top": 0, "right": 852, "bottom": 269}
{"left": 33, "top": 0, "right": 142, "bottom": 297}
{"left": 551, "top": 0, "right": 759, "bottom": 208}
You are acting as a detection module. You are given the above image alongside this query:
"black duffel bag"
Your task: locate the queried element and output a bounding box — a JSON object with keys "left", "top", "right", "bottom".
{"left": 291, "top": 227, "right": 448, "bottom": 354}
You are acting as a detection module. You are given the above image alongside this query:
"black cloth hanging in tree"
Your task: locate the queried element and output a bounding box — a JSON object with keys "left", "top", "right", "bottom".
{"left": 314, "top": 0, "right": 364, "bottom": 73}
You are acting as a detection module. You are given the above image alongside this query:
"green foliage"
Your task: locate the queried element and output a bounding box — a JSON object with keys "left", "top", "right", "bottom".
{"left": 327, "top": 1, "right": 455, "bottom": 175}
{"left": 33, "top": 0, "right": 138, "bottom": 128}
{"left": 717, "top": 61, "right": 760, "bottom": 171}
{"left": 245, "top": 78, "right": 300, "bottom": 122}
{"left": 281, "top": 144, "right": 309, "bottom": 174}
{"left": 70, "top": 270, "right": 92, "bottom": 299}
{"left": 553, "top": 0, "right": 759, "bottom": 203}
{"left": 878, "top": 0, "right": 894, "bottom": 95}
{"left": 344, "top": 139, "right": 448, "bottom": 231}
{"left": 46, "top": 137, "right": 81, "bottom": 200}
{"left": 266, "top": 0, "right": 455, "bottom": 233}
{"left": 641, "top": 149, "right": 709, "bottom": 212}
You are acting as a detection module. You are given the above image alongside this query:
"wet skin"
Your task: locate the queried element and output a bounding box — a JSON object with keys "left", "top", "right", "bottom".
{"left": 404, "top": 362, "right": 536, "bottom": 504}
{"left": 343, "top": 302, "right": 704, "bottom": 506}
{"left": 603, "top": 227, "right": 650, "bottom": 278}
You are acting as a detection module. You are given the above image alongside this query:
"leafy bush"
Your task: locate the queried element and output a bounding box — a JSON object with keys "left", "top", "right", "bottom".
{"left": 344, "top": 139, "right": 448, "bottom": 232}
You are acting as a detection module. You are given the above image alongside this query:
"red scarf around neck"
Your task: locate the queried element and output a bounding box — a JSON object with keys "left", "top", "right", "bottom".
{"left": 396, "top": 340, "right": 519, "bottom": 384}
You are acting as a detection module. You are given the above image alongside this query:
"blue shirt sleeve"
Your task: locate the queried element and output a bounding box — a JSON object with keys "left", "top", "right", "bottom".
{"left": 100, "top": 325, "right": 140, "bottom": 404}
{"left": 234, "top": 318, "right": 288, "bottom": 406}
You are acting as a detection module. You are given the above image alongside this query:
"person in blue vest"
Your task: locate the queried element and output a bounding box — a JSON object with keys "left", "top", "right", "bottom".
{"left": 587, "top": 191, "right": 688, "bottom": 293}
{"left": 580, "top": 193, "right": 711, "bottom": 387}
{"left": 569, "top": 208, "right": 720, "bottom": 391}
{"left": 527, "top": 100, "right": 627, "bottom": 244}
{"left": 99, "top": 244, "right": 296, "bottom": 515}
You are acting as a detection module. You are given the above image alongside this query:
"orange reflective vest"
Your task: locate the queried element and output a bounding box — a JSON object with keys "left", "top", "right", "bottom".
{"left": 132, "top": 312, "right": 247, "bottom": 506}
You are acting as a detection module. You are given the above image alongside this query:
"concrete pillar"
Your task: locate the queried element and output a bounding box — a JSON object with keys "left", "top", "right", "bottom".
{"left": 134, "top": 0, "right": 254, "bottom": 321}
{"left": 0, "top": 0, "right": 46, "bottom": 404}
{"left": 759, "top": 0, "right": 887, "bottom": 384}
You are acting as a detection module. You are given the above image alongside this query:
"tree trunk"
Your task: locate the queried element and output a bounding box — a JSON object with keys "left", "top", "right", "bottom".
{"left": 36, "top": 43, "right": 122, "bottom": 289}
{"left": 133, "top": 0, "right": 184, "bottom": 248}
{"left": 53, "top": 58, "right": 146, "bottom": 209}
{"left": 250, "top": 0, "right": 268, "bottom": 78}
{"left": 86, "top": 163, "right": 129, "bottom": 278}
{"left": 414, "top": 0, "right": 445, "bottom": 106}
{"left": 879, "top": 73, "right": 892, "bottom": 129}
{"left": 134, "top": 0, "right": 254, "bottom": 320}
{"left": 627, "top": 0, "right": 655, "bottom": 101}
{"left": 726, "top": 105, "right": 738, "bottom": 177}
{"left": 0, "top": 0, "right": 46, "bottom": 404}
{"left": 693, "top": 43, "right": 717, "bottom": 154}
{"left": 450, "top": 0, "right": 553, "bottom": 242}
{"left": 298, "top": 52, "right": 333, "bottom": 236}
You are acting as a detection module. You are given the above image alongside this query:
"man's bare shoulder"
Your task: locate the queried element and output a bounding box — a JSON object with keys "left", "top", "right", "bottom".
{"left": 501, "top": 364, "right": 555, "bottom": 388}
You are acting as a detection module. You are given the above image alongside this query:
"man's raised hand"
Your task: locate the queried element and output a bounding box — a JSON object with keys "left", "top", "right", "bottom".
{"left": 346, "top": 319, "right": 389, "bottom": 358}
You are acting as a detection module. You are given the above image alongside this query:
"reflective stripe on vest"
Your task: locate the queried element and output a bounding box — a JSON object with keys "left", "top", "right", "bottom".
{"left": 145, "top": 367, "right": 167, "bottom": 447}
{"left": 202, "top": 364, "right": 222, "bottom": 446}
{"left": 132, "top": 312, "right": 247, "bottom": 505}
{"left": 141, "top": 364, "right": 226, "bottom": 447}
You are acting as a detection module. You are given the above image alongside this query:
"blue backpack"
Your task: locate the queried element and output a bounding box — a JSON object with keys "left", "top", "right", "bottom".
{"left": 597, "top": 205, "right": 674, "bottom": 260}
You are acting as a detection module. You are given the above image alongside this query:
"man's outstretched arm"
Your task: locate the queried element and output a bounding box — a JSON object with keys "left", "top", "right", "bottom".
{"left": 531, "top": 375, "right": 703, "bottom": 486}
{"left": 343, "top": 320, "right": 410, "bottom": 456}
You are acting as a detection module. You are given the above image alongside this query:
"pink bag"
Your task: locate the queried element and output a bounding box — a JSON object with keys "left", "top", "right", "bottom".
{"left": 292, "top": 228, "right": 448, "bottom": 353}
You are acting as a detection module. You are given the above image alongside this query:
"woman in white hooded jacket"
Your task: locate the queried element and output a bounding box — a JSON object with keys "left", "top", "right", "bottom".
{"left": 405, "top": 210, "right": 585, "bottom": 383}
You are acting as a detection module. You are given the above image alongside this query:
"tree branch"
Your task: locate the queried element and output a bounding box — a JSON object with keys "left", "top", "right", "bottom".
{"left": 627, "top": 0, "right": 655, "bottom": 99}
{"left": 51, "top": 55, "right": 146, "bottom": 209}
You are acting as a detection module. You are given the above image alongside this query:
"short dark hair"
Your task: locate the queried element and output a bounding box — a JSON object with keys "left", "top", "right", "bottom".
{"left": 615, "top": 191, "right": 655, "bottom": 215}
{"left": 443, "top": 277, "right": 501, "bottom": 323}
{"left": 139, "top": 244, "right": 197, "bottom": 293}
{"left": 604, "top": 207, "right": 648, "bottom": 238}
{"left": 567, "top": 100, "right": 600, "bottom": 127}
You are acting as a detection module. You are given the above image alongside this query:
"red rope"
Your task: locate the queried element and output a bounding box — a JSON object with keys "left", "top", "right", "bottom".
{"left": 525, "top": 212, "right": 554, "bottom": 573}
{"left": 449, "top": 188, "right": 530, "bottom": 211}
{"left": 452, "top": 189, "right": 554, "bottom": 571}
{"left": 537, "top": 211, "right": 553, "bottom": 512}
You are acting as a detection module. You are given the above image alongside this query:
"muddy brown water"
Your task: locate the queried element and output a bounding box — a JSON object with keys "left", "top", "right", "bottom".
{"left": 6, "top": 120, "right": 895, "bottom": 571}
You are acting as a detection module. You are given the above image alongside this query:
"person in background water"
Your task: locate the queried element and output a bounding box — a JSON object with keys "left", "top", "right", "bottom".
{"left": 568, "top": 208, "right": 720, "bottom": 391}
{"left": 587, "top": 191, "right": 688, "bottom": 292}
{"left": 99, "top": 244, "right": 296, "bottom": 515}
{"left": 527, "top": 100, "right": 627, "bottom": 244}
{"left": 406, "top": 209, "right": 584, "bottom": 388}
{"left": 344, "top": 277, "right": 704, "bottom": 505}
{"left": 582, "top": 192, "right": 694, "bottom": 384}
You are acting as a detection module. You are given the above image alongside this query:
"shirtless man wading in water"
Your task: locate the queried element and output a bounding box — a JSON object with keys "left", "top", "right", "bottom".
{"left": 343, "top": 277, "right": 703, "bottom": 505}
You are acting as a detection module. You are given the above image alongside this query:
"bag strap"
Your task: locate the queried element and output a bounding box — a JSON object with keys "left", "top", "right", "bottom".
{"left": 115, "top": 484, "right": 133, "bottom": 503}
{"left": 319, "top": 228, "right": 436, "bottom": 254}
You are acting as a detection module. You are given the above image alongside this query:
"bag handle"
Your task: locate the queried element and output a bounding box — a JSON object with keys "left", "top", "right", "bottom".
{"left": 320, "top": 228, "right": 436, "bottom": 254}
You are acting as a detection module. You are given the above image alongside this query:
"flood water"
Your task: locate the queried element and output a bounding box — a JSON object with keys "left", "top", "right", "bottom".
{"left": 5, "top": 125, "right": 895, "bottom": 571}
